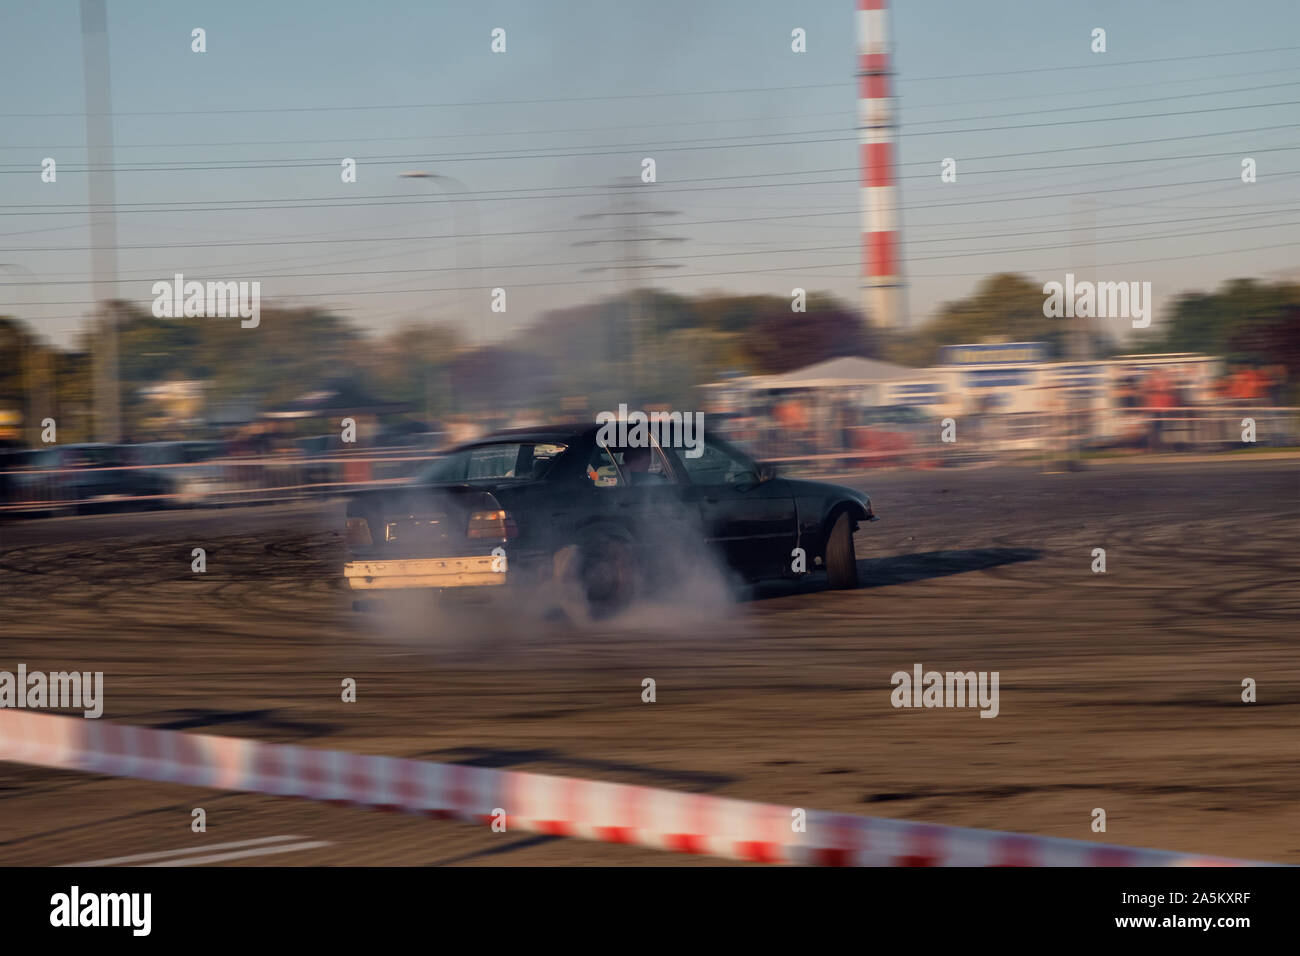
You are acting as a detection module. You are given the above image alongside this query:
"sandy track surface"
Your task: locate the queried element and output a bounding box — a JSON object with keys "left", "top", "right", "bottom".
{"left": 1, "top": 460, "right": 1296, "bottom": 865}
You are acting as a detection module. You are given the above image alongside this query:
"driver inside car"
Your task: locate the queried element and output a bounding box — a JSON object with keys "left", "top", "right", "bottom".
{"left": 586, "top": 445, "right": 668, "bottom": 486}
{"left": 622, "top": 445, "right": 672, "bottom": 484}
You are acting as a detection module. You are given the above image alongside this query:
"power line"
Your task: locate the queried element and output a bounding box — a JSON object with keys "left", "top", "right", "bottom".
{"left": 6, "top": 45, "right": 1296, "bottom": 118}
{"left": 910, "top": 239, "right": 1300, "bottom": 277}
{"left": 908, "top": 207, "right": 1300, "bottom": 247}
{"left": 0, "top": 109, "right": 852, "bottom": 151}
{"left": 10, "top": 81, "right": 1298, "bottom": 166}
{"left": 7, "top": 99, "right": 1298, "bottom": 175}
{"left": 13, "top": 214, "right": 1299, "bottom": 308}
{"left": 897, "top": 125, "right": 1298, "bottom": 166}
{"left": 11, "top": 144, "right": 1299, "bottom": 220}
{"left": 6, "top": 141, "right": 1299, "bottom": 222}
{"left": 903, "top": 65, "right": 1300, "bottom": 111}
{"left": 903, "top": 81, "right": 1300, "bottom": 127}
{"left": 16, "top": 240, "right": 1300, "bottom": 319}
{"left": 8, "top": 206, "right": 1295, "bottom": 288}
{"left": 903, "top": 217, "right": 1298, "bottom": 262}
{"left": 907, "top": 100, "right": 1300, "bottom": 138}
{"left": 904, "top": 170, "right": 1300, "bottom": 212}
{"left": 9, "top": 194, "right": 1290, "bottom": 286}
{"left": 9, "top": 167, "right": 1299, "bottom": 254}
{"left": 17, "top": 231, "right": 1300, "bottom": 328}
{"left": 7, "top": 66, "right": 1295, "bottom": 153}
{"left": 3, "top": 170, "right": 1295, "bottom": 254}
{"left": 899, "top": 45, "right": 1300, "bottom": 82}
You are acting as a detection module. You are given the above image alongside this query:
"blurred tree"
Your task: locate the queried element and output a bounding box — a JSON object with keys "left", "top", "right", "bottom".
{"left": 1159, "top": 279, "right": 1300, "bottom": 402}
{"left": 15, "top": 274, "right": 1291, "bottom": 445}
{"left": 0, "top": 316, "right": 65, "bottom": 444}
{"left": 739, "top": 293, "right": 879, "bottom": 374}
{"left": 1160, "top": 279, "right": 1299, "bottom": 361}
{"left": 447, "top": 346, "right": 555, "bottom": 411}
{"left": 1227, "top": 303, "right": 1300, "bottom": 383}
{"left": 363, "top": 323, "right": 466, "bottom": 421}
{"left": 889, "top": 273, "right": 1076, "bottom": 366}
{"left": 0, "top": 317, "right": 33, "bottom": 412}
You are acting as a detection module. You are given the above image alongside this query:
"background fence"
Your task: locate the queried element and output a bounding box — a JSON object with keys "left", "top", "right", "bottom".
{"left": 1, "top": 406, "right": 1296, "bottom": 516}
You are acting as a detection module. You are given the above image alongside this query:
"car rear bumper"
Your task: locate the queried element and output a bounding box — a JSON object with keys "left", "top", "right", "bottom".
{"left": 343, "top": 556, "right": 505, "bottom": 590}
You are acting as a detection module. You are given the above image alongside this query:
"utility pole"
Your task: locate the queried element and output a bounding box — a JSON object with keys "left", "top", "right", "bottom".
{"left": 573, "top": 179, "right": 685, "bottom": 401}
{"left": 81, "top": 0, "right": 120, "bottom": 443}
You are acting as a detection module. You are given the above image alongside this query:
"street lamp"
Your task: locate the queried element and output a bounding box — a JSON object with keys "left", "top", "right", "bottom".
{"left": 398, "top": 171, "right": 484, "bottom": 426}
{"left": 398, "top": 170, "right": 482, "bottom": 334}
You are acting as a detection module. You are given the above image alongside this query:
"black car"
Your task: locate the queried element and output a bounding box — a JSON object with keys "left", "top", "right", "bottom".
{"left": 343, "top": 423, "right": 876, "bottom": 619}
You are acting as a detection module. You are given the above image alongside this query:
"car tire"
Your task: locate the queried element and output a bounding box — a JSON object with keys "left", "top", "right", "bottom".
{"left": 553, "top": 534, "right": 638, "bottom": 623}
{"left": 825, "top": 511, "right": 859, "bottom": 589}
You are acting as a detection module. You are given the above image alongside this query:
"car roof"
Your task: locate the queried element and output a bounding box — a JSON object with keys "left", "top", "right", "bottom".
{"left": 462, "top": 423, "right": 596, "bottom": 447}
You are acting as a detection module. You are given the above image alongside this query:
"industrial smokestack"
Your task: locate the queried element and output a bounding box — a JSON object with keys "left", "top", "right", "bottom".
{"left": 858, "top": 0, "right": 904, "bottom": 330}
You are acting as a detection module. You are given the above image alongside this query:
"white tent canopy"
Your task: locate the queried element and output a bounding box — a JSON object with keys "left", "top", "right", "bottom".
{"left": 709, "top": 356, "right": 919, "bottom": 391}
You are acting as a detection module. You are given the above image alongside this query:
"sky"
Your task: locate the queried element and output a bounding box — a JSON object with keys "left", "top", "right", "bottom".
{"left": 1, "top": 0, "right": 1298, "bottom": 349}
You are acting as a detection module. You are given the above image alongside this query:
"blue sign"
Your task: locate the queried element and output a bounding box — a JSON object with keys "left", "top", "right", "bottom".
{"left": 963, "top": 370, "right": 1030, "bottom": 389}
{"left": 892, "top": 383, "right": 942, "bottom": 394}
{"left": 942, "top": 342, "right": 1048, "bottom": 366}
{"left": 889, "top": 383, "right": 943, "bottom": 406}
{"left": 1052, "top": 364, "right": 1104, "bottom": 385}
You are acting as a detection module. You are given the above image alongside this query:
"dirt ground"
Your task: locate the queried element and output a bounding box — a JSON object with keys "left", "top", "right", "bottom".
{"left": 0, "top": 459, "right": 1296, "bottom": 866}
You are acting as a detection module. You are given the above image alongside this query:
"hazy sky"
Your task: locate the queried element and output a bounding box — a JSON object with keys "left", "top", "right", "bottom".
{"left": 2, "top": 0, "right": 1298, "bottom": 348}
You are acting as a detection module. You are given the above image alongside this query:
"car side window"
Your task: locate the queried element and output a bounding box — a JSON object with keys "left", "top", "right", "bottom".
{"left": 467, "top": 444, "right": 519, "bottom": 479}
{"left": 586, "top": 443, "right": 676, "bottom": 487}
{"left": 585, "top": 444, "right": 621, "bottom": 486}
{"left": 679, "top": 440, "right": 752, "bottom": 487}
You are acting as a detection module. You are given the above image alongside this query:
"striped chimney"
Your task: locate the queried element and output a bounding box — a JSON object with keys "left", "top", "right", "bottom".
{"left": 858, "top": 0, "right": 904, "bottom": 329}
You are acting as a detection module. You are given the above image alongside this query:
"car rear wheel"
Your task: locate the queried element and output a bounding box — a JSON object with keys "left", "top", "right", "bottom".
{"left": 553, "top": 535, "right": 638, "bottom": 622}
{"left": 825, "top": 511, "right": 859, "bottom": 589}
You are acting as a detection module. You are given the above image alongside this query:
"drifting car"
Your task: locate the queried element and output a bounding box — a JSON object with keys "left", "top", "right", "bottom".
{"left": 343, "top": 423, "right": 876, "bottom": 620}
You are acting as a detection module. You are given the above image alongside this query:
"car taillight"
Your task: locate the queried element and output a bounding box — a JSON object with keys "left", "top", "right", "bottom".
{"left": 345, "top": 517, "right": 372, "bottom": 547}
{"left": 468, "top": 509, "right": 515, "bottom": 540}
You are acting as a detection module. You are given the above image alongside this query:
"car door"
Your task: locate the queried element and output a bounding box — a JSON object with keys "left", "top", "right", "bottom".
{"left": 671, "top": 437, "right": 797, "bottom": 578}
{"left": 577, "top": 437, "right": 695, "bottom": 544}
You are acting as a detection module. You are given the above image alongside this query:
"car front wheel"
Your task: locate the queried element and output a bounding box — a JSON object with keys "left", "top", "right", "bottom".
{"left": 825, "top": 511, "right": 859, "bottom": 589}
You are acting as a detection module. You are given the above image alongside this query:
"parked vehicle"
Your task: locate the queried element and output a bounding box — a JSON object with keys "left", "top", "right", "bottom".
{"left": 128, "top": 441, "right": 231, "bottom": 506}
{"left": 5, "top": 444, "right": 170, "bottom": 515}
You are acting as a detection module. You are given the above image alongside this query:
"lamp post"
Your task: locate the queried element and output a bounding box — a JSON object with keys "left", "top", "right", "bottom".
{"left": 398, "top": 171, "right": 482, "bottom": 333}
{"left": 398, "top": 171, "right": 483, "bottom": 426}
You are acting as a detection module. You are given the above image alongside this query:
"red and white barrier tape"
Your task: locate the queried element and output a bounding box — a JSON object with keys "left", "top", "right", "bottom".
{"left": 0, "top": 710, "right": 1262, "bottom": 866}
